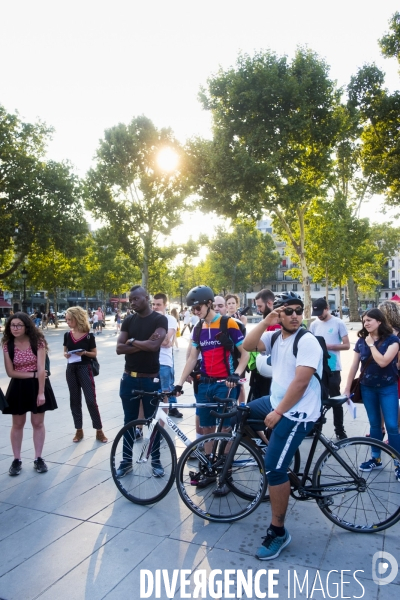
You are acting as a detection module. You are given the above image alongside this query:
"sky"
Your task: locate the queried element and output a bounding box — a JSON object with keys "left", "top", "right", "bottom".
{"left": 1, "top": 0, "right": 400, "bottom": 232}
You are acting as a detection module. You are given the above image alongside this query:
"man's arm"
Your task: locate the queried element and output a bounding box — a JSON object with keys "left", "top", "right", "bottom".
{"left": 326, "top": 334, "right": 350, "bottom": 352}
{"left": 265, "top": 366, "right": 315, "bottom": 428}
{"left": 116, "top": 328, "right": 167, "bottom": 355}
{"left": 161, "top": 327, "right": 176, "bottom": 348}
{"left": 243, "top": 310, "right": 281, "bottom": 352}
{"left": 234, "top": 344, "right": 249, "bottom": 375}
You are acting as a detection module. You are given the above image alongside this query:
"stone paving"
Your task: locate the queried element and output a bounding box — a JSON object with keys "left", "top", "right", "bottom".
{"left": 0, "top": 321, "right": 399, "bottom": 599}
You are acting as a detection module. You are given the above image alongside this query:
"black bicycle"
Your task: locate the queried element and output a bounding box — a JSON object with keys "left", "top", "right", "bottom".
{"left": 176, "top": 396, "right": 400, "bottom": 531}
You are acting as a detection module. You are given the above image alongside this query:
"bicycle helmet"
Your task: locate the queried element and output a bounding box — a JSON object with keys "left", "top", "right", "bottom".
{"left": 186, "top": 285, "right": 214, "bottom": 307}
{"left": 273, "top": 291, "right": 304, "bottom": 309}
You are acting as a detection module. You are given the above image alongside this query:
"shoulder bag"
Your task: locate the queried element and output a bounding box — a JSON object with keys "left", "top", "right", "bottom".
{"left": 350, "top": 351, "right": 375, "bottom": 404}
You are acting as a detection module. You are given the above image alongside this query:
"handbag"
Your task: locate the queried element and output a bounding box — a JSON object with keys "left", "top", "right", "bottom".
{"left": 0, "top": 387, "right": 9, "bottom": 411}
{"left": 350, "top": 351, "right": 375, "bottom": 404}
{"left": 91, "top": 357, "right": 100, "bottom": 377}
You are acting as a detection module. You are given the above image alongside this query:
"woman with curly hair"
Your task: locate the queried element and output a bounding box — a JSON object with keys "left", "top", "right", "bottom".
{"left": 344, "top": 308, "right": 400, "bottom": 478}
{"left": 2, "top": 312, "right": 57, "bottom": 476}
{"left": 379, "top": 300, "right": 400, "bottom": 427}
{"left": 64, "top": 306, "right": 107, "bottom": 443}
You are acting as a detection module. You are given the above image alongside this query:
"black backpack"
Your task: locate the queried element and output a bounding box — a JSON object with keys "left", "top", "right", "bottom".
{"left": 7, "top": 337, "right": 51, "bottom": 376}
{"left": 270, "top": 328, "right": 331, "bottom": 400}
{"left": 193, "top": 315, "right": 245, "bottom": 376}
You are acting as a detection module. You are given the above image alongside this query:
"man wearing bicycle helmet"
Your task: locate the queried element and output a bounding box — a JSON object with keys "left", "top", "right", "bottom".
{"left": 174, "top": 286, "right": 249, "bottom": 485}
{"left": 243, "top": 291, "right": 323, "bottom": 561}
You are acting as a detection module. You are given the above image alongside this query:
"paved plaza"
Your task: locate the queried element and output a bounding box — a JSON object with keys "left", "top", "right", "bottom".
{"left": 0, "top": 321, "right": 399, "bottom": 599}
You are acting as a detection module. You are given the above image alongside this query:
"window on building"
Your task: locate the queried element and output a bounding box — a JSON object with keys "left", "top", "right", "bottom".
{"left": 314, "top": 284, "right": 320, "bottom": 291}
{"left": 392, "top": 280, "right": 396, "bottom": 288}
{"left": 271, "top": 284, "right": 277, "bottom": 292}
{"left": 282, "top": 259, "right": 287, "bottom": 267}
{"left": 292, "top": 284, "right": 298, "bottom": 291}
{"left": 385, "top": 292, "right": 389, "bottom": 298}
{"left": 392, "top": 270, "right": 395, "bottom": 278}
{"left": 392, "top": 260, "right": 395, "bottom": 267}
{"left": 281, "top": 284, "right": 287, "bottom": 291}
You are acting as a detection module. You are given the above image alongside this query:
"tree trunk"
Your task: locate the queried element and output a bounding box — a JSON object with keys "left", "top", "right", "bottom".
{"left": 348, "top": 276, "right": 359, "bottom": 322}
{"left": 325, "top": 265, "right": 329, "bottom": 306}
{"left": 338, "top": 284, "right": 343, "bottom": 319}
{"left": 53, "top": 288, "right": 59, "bottom": 328}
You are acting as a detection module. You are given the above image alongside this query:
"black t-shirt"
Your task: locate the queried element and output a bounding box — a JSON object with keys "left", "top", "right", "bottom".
{"left": 121, "top": 312, "right": 168, "bottom": 373}
{"left": 63, "top": 331, "right": 96, "bottom": 364}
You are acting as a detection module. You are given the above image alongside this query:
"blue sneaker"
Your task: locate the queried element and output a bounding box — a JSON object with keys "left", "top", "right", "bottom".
{"left": 359, "top": 458, "right": 383, "bottom": 472}
{"left": 395, "top": 466, "right": 400, "bottom": 482}
{"left": 255, "top": 528, "right": 291, "bottom": 560}
{"left": 151, "top": 462, "right": 164, "bottom": 478}
{"left": 116, "top": 462, "right": 132, "bottom": 478}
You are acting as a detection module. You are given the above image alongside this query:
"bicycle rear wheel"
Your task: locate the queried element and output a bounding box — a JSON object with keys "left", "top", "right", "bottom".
{"left": 176, "top": 433, "right": 267, "bottom": 523}
{"left": 110, "top": 419, "right": 176, "bottom": 505}
{"left": 313, "top": 437, "right": 400, "bottom": 532}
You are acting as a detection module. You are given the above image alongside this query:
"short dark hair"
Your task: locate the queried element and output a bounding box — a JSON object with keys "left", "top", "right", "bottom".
{"left": 130, "top": 285, "right": 145, "bottom": 294}
{"left": 153, "top": 293, "right": 168, "bottom": 304}
{"left": 255, "top": 289, "right": 275, "bottom": 304}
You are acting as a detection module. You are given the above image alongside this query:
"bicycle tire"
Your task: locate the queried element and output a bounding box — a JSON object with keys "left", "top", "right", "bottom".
{"left": 110, "top": 419, "right": 176, "bottom": 505}
{"left": 244, "top": 445, "right": 300, "bottom": 502}
{"left": 313, "top": 437, "right": 400, "bottom": 532}
{"left": 176, "top": 433, "right": 267, "bottom": 523}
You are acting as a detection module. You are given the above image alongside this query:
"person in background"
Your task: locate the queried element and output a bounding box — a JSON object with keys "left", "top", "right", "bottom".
{"left": 343, "top": 308, "right": 400, "bottom": 479}
{"left": 378, "top": 300, "right": 400, "bottom": 430}
{"left": 181, "top": 307, "right": 191, "bottom": 335}
{"left": 115, "top": 309, "right": 122, "bottom": 335}
{"left": 152, "top": 294, "right": 182, "bottom": 418}
{"left": 170, "top": 308, "right": 180, "bottom": 350}
{"left": 225, "top": 294, "right": 248, "bottom": 327}
{"left": 64, "top": 307, "right": 107, "bottom": 443}
{"left": 310, "top": 298, "right": 350, "bottom": 440}
{"left": 95, "top": 306, "right": 104, "bottom": 335}
{"left": 2, "top": 312, "right": 57, "bottom": 476}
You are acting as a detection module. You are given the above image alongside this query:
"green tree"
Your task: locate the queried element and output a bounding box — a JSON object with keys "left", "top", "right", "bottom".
{"left": 190, "top": 49, "right": 342, "bottom": 315}
{"left": 85, "top": 116, "right": 190, "bottom": 291}
{"left": 0, "top": 106, "right": 87, "bottom": 279}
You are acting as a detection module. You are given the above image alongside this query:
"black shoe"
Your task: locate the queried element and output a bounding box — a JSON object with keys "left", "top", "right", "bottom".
{"left": 9, "top": 459, "right": 22, "bottom": 476}
{"left": 336, "top": 430, "right": 348, "bottom": 440}
{"left": 168, "top": 407, "right": 183, "bottom": 418}
{"left": 34, "top": 457, "right": 48, "bottom": 473}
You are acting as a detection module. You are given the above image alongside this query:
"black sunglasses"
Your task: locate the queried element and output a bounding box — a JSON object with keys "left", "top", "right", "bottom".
{"left": 283, "top": 307, "right": 304, "bottom": 316}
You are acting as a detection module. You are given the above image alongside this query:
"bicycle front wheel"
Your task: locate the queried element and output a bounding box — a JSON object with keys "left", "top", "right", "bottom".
{"left": 176, "top": 433, "right": 267, "bottom": 523}
{"left": 313, "top": 437, "right": 400, "bottom": 532}
{"left": 110, "top": 419, "right": 176, "bottom": 505}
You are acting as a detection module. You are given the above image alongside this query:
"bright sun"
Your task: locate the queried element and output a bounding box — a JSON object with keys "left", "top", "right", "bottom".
{"left": 157, "top": 147, "right": 179, "bottom": 172}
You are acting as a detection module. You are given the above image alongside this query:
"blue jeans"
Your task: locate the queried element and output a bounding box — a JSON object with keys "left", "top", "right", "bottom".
{"left": 119, "top": 373, "right": 160, "bottom": 463}
{"left": 159, "top": 364, "right": 176, "bottom": 403}
{"left": 247, "top": 395, "right": 315, "bottom": 486}
{"left": 196, "top": 380, "right": 238, "bottom": 427}
{"left": 360, "top": 383, "right": 400, "bottom": 458}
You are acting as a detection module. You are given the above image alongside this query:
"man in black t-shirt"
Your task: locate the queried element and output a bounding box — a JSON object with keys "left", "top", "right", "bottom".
{"left": 116, "top": 285, "right": 168, "bottom": 478}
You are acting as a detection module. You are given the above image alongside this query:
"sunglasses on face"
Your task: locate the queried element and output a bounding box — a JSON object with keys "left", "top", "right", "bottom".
{"left": 11, "top": 324, "right": 25, "bottom": 329}
{"left": 283, "top": 307, "right": 304, "bottom": 316}
{"left": 192, "top": 305, "right": 204, "bottom": 313}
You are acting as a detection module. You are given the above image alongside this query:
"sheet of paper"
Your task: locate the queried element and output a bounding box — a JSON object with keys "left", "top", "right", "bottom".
{"left": 68, "top": 349, "right": 84, "bottom": 354}
{"left": 347, "top": 399, "right": 356, "bottom": 419}
{"left": 68, "top": 353, "right": 82, "bottom": 364}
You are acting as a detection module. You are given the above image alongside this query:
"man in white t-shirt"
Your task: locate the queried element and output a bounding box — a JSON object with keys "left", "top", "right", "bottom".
{"left": 152, "top": 294, "right": 182, "bottom": 418}
{"left": 310, "top": 298, "right": 350, "bottom": 439}
{"left": 181, "top": 308, "right": 191, "bottom": 335}
{"left": 243, "top": 292, "right": 322, "bottom": 561}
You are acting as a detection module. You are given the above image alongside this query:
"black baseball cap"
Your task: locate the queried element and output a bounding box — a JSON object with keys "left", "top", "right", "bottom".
{"left": 312, "top": 298, "right": 329, "bottom": 316}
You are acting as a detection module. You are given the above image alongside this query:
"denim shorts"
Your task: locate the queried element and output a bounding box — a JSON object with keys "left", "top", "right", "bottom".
{"left": 196, "top": 380, "right": 238, "bottom": 428}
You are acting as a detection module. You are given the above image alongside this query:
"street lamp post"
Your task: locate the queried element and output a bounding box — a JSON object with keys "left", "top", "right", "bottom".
{"left": 179, "top": 283, "right": 183, "bottom": 312}
{"left": 21, "top": 268, "right": 28, "bottom": 313}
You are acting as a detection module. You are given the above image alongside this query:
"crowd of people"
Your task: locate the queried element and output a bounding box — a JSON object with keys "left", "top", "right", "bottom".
{"left": 1, "top": 285, "right": 400, "bottom": 561}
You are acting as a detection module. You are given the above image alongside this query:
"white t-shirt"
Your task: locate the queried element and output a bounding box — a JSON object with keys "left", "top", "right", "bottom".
{"left": 183, "top": 310, "right": 191, "bottom": 324}
{"left": 159, "top": 315, "right": 177, "bottom": 368}
{"left": 190, "top": 314, "right": 199, "bottom": 326}
{"left": 261, "top": 329, "right": 323, "bottom": 422}
{"left": 92, "top": 314, "right": 98, "bottom": 324}
{"left": 309, "top": 315, "right": 348, "bottom": 372}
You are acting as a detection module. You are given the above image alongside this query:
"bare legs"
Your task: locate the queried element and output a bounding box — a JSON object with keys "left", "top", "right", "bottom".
{"left": 10, "top": 413, "right": 45, "bottom": 460}
{"left": 269, "top": 481, "right": 290, "bottom": 527}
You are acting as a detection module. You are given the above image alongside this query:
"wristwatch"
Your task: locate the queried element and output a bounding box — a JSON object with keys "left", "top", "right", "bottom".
{"left": 368, "top": 343, "right": 374, "bottom": 347}
{"left": 127, "top": 338, "right": 135, "bottom": 346}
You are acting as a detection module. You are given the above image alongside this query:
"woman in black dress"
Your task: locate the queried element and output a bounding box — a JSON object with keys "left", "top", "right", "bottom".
{"left": 2, "top": 312, "right": 57, "bottom": 476}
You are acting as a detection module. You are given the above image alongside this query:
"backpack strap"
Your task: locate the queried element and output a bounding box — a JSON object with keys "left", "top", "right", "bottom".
{"left": 7, "top": 337, "right": 38, "bottom": 364}
{"left": 270, "top": 330, "right": 282, "bottom": 349}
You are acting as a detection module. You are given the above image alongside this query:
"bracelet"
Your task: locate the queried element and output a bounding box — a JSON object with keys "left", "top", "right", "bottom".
{"left": 274, "top": 409, "right": 283, "bottom": 417}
